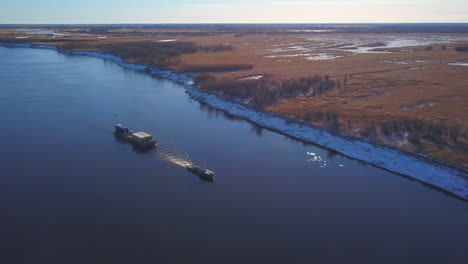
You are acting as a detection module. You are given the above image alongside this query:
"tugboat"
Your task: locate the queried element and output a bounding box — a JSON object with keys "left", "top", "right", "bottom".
{"left": 114, "top": 124, "right": 156, "bottom": 150}
{"left": 187, "top": 164, "right": 215, "bottom": 182}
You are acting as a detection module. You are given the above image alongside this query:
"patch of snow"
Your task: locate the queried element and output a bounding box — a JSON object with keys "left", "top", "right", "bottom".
{"left": 353, "top": 47, "right": 392, "bottom": 54}
{"left": 2, "top": 41, "right": 466, "bottom": 200}
{"left": 239, "top": 75, "right": 263, "bottom": 81}
{"left": 290, "top": 29, "right": 336, "bottom": 33}
{"left": 265, "top": 53, "right": 312, "bottom": 58}
{"left": 382, "top": 60, "right": 429, "bottom": 65}
{"left": 448, "top": 62, "right": 468, "bottom": 67}
{"left": 381, "top": 60, "right": 411, "bottom": 65}
{"left": 402, "top": 100, "right": 441, "bottom": 110}
{"left": 156, "top": 39, "right": 179, "bottom": 43}
{"left": 306, "top": 54, "right": 343, "bottom": 61}
{"left": 271, "top": 42, "right": 301, "bottom": 47}
{"left": 408, "top": 66, "right": 429, "bottom": 70}
{"left": 260, "top": 46, "right": 309, "bottom": 53}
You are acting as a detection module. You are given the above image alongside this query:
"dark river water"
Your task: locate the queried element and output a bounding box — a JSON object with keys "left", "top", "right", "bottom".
{"left": 1, "top": 46, "right": 467, "bottom": 263}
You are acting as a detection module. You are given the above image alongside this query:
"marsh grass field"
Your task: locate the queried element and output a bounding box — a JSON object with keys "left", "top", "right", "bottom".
{"left": 3, "top": 24, "right": 468, "bottom": 169}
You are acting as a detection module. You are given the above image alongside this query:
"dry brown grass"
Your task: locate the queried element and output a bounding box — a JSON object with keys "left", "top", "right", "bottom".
{"left": 2, "top": 28, "right": 468, "bottom": 168}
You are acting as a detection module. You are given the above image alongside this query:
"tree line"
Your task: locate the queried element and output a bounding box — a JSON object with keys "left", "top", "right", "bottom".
{"left": 197, "top": 75, "right": 337, "bottom": 107}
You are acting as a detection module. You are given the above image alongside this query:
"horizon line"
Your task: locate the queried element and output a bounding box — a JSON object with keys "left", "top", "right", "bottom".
{"left": 2, "top": 22, "right": 468, "bottom": 25}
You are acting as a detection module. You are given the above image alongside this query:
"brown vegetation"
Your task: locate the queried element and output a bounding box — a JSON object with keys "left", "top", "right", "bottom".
{"left": 199, "top": 44, "right": 233, "bottom": 52}
{"left": 198, "top": 76, "right": 337, "bottom": 106}
{"left": 2, "top": 27, "right": 468, "bottom": 168}
{"left": 97, "top": 41, "right": 198, "bottom": 66}
{"left": 179, "top": 63, "right": 253, "bottom": 73}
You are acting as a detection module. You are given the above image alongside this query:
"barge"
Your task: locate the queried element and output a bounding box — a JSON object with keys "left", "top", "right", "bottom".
{"left": 114, "top": 124, "right": 156, "bottom": 150}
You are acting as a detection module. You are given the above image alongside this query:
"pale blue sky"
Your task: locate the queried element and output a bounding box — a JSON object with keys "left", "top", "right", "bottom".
{"left": 1, "top": 0, "right": 468, "bottom": 24}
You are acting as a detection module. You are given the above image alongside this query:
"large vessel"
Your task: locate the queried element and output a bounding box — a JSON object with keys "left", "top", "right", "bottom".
{"left": 187, "top": 164, "right": 215, "bottom": 182}
{"left": 114, "top": 124, "right": 156, "bottom": 150}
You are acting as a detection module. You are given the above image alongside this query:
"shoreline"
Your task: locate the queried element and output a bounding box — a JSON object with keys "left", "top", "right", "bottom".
{"left": 1, "top": 42, "right": 467, "bottom": 200}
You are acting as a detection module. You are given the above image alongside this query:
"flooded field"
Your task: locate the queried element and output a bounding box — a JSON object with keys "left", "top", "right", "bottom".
{"left": 259, "top": 34, "right": 468, "bottom": 61}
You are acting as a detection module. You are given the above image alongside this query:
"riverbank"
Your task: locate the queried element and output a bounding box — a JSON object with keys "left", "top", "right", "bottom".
{"left": 2, "top": 41, "right": 467, "bottom": 200}
{"left": 3, "top": 30, "right": 468, "bottom": 168}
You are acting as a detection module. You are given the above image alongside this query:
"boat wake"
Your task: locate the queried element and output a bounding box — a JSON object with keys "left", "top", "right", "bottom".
{"left": 93, "top": 124, "right": 193, "bottom": 168}
{"left": 157, "top": 145, "right": 193, "bottom": 168}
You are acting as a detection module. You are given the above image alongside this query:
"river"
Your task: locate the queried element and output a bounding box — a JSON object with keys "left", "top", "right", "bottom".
{"left": 0, "top": 46, "right": 467, "bottom": 263}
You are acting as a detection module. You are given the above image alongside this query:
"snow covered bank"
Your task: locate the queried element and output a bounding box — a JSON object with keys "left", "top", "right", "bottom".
{"left": 2, "top": 42, "right": 467, "bottom": 200}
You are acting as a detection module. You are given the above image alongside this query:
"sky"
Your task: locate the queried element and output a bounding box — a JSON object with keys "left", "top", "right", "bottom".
{"left": 1, "top": 0, "right": 468, "bottom": 24}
